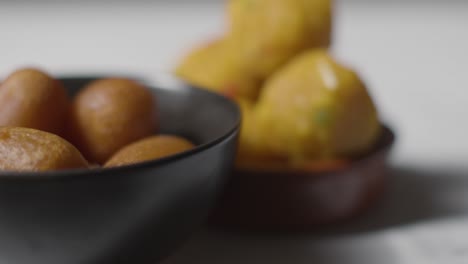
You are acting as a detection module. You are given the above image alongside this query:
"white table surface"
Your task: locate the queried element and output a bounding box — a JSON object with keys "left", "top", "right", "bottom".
{"left": 2, "top": 1, "right": 468, "bottom": 263}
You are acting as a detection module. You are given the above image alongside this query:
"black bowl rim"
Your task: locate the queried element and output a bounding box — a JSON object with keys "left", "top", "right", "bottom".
{"left": 234, "top": 124, "right": 396, "bottom": 179}
{"left": 0, "top": 75, "right": 241, "bottom": 181}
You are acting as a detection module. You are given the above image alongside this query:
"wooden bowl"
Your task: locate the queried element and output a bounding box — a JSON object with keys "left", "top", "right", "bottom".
{"left": 210, "top": 125, "right": 395, "bottom": 232}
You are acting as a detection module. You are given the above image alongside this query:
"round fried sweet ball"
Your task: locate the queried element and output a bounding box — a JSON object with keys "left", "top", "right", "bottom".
{"left": 0, "top": 68, "right": 70, "bottom": 137}
{"left": 68, "top": 78, "right": 158, "bottom": 164}
{"left": 0, "top": 127, "right": 89, "bottom": 172}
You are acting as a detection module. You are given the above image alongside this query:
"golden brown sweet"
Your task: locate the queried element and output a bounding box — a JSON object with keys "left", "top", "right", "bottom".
{"left": 68, "top": 78, "right": 158, "bottom": 164}
{"left": 255, "top": 49, "right": 380, "bottom": 161}
{"left": 0, "top": 68, "right": 70, "bottom": 137}
{"left": 0, "top": 127, "right": 89, "bottom": 171}
{"left": 104, "top": 135, "right": 194, "bottom": 167}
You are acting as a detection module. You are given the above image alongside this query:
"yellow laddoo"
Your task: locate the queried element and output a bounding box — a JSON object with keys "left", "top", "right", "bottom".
{"left": 227, "top": 0, "right": 332, "bottom": 79}
{"left": 255, "top": 49, "right": 380, "bottom": 162}
{"left": 175, "top": 39, "right": 261, "bottom": 101}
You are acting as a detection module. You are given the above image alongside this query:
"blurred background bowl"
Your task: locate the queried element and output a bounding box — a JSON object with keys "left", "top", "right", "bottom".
{"left": 210, "top": 125, "right": 395, "bottom": 232}
{"left": 0, "top": 76, "right": 240, "bottom": 264}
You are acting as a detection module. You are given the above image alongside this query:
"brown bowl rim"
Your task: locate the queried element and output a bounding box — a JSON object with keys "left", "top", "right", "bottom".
{"left": 232, "top": 124, "right": 396, "bottom": 180}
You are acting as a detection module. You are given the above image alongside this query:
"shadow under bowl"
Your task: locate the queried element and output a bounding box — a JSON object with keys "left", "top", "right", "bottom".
{"left": 210, "top": 125, "right": 395, "bottom": 232}
{"left": 0, "top": 76, "right": 240, "bottom": 264}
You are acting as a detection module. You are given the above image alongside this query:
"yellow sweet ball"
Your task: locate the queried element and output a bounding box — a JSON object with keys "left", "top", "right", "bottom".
{"left": 255, "top": 49, "right": 381, "bottom": 161}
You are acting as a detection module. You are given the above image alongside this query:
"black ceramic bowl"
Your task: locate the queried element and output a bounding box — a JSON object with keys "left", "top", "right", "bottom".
{"left": 0, "top": 76, "right": 240, "bottom": 264}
